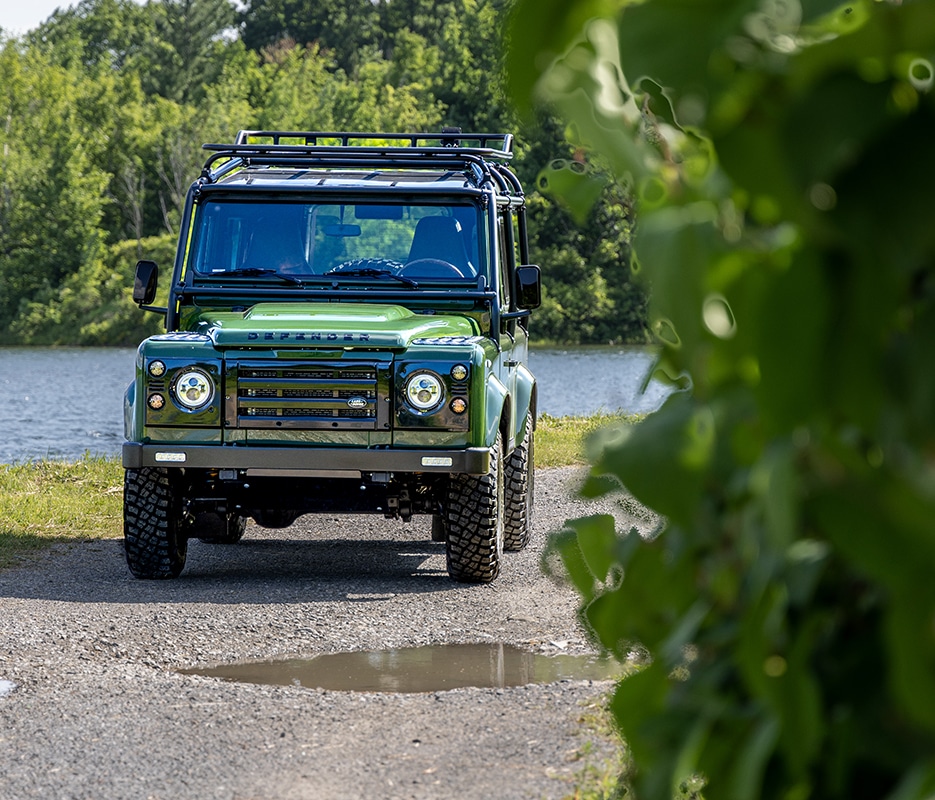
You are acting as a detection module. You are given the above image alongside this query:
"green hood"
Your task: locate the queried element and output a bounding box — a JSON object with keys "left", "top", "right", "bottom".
{"left": 196, "top": 303, "right": 478, "bottom": 349}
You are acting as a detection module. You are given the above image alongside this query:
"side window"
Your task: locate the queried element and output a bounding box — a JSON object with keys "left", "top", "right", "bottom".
{"left": 496, "top": 210, "right": 512, "bottom": 308}
{"left": 511, "top": 210, "right": 522, "bottom": 267}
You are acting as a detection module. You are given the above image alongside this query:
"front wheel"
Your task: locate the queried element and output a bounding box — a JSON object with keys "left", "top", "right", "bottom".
{"left": 124, "top": 467, "right": 188, "bottom": 579}
{"left": 444, "top": 432, "right": 504, "bottom": 583}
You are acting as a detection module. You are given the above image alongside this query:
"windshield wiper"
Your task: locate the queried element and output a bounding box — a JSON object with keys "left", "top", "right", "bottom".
{"left": 220, "top": 267, "right": 303, "bottom": 286}
{"left": 324, "top": 267, "right": 419, "bottom": 288}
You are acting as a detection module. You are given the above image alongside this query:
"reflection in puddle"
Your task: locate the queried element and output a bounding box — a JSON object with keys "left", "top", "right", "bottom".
{"left": 181, "top": 643, "right": 621, "bottom": 693}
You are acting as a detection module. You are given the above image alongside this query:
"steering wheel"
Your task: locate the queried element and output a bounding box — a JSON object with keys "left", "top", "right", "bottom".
{"left": 400, "top": 259, "right": 466, "bottom": 279}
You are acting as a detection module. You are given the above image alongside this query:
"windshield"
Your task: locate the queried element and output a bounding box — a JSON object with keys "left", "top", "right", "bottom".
{"left": 187, "top": 199, "right": 485, "bottom": 283}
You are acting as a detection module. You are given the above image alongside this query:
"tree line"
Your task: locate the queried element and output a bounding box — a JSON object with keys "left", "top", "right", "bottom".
{"left": 0, "top": 0, "right": 648, "bottom": 347}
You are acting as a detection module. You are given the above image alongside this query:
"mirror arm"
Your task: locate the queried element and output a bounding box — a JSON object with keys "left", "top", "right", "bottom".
{"left": 137, "top": 304, "right": 169, "bottom": 316}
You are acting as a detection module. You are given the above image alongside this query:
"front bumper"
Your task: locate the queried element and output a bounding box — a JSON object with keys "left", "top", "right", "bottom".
{"left": 122, "top": 442, "right": 490, "bottom": 475}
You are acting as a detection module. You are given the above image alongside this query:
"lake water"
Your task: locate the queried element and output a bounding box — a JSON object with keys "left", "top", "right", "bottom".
{"left": 0, "top": 345, "right": 669, "bottom": 464}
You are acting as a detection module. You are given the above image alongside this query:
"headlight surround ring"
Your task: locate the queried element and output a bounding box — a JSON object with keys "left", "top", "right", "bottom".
{"left": 404, "top": 371, "right": 444, "bottom": 412}
{"left": 172, "top": 368, "right": 215, "bottom": 411}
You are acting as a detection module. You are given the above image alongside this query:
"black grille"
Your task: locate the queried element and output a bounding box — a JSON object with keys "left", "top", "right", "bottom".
{"left": 232, "top": 360, "right": 384, "bottom": 430}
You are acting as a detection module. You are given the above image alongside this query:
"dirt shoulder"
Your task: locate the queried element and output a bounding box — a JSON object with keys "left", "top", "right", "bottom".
{"left": 0, "top": 467, "right": 652, "bottom": 800}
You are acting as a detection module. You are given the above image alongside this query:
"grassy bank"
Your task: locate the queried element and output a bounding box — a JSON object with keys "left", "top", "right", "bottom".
{"left": 0, "top": 457, "right": 123, "bottom": 568}
{"left": 0, "top": 413, "right": 639, "bottom": 569}
{"left": 535, "top": 412, "right": 641, "bottom": 467}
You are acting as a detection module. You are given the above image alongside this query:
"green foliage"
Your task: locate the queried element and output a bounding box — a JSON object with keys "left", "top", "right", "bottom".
{"left": 528, "top": 181, "right": 648, "bottom": 345}
{"left": 240, "top": 0, "right": 382, "bottom": 73}
{"left": 140, "top": 0, "right": 236, "bottom": 103}
{"left": 0, "top": 40, "right": 110, "bottom": 334}
{"left": 8, "top": 234, "right": 174, "bottom": 345}
{"left": 29, "top": 0, "right": 155, "bottom": 71}
{"left": 510, "top": 0, "right": 935, "bottom": 798}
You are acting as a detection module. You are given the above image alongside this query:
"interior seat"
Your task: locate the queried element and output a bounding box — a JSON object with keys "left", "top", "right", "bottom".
{"left": 404, "top": 217, "right": 474, "bottom": 277}
{"left": 243, "top": 218, "right": 309, "bottom": 273}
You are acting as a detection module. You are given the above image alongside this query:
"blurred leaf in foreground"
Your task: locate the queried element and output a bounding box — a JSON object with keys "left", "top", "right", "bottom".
{"left": 510, "top": 0, "right": 935, "bottom": 797}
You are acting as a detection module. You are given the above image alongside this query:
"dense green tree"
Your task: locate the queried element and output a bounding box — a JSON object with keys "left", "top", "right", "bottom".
{"left": 527, "top": 185, "right": 646, "bottom": 345}
{"left": 240, "top": 0, "right": 380, "bottom": 73}
{"left": 379, "top": 0, "right": 496, "bottom": 48}
{"left": 8, "top": 234, "right": 174, "bottom": 345}
{"left": 140, "top": 0, "right": 236, "bottom": 103}
{"left": 98, "top": 73, "right": 164, "bottom": 241}
{"left": 29, "top": 0, "right": 153, "bottom": 70}
{"left": 245, "top": 42, "right": 337, "bottom": 130}
{"left": 0, "top": 41, "right": 109, "bottom": 339}
{"left": 428, "top": 0, "right": 513, "bottom": 132}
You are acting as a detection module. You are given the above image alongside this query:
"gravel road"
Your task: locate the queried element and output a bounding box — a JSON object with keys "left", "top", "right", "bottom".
{"left": 0, "top": 467, "right": 656, "bottom": 800}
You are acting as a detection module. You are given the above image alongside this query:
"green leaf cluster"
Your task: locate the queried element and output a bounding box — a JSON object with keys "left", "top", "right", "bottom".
{"left": 0, "top": 0, "right": 648, "bottom": 347}
{"left": 510, "top": 0, "right": 935, "bottom": 798}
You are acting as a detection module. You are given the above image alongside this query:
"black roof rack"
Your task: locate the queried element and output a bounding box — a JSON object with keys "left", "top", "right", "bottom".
{"left": 232, "top": 129, "right": 511, "bottom": 154}
{"left": 199, "top": 130, "right": 520, "bottom": 193}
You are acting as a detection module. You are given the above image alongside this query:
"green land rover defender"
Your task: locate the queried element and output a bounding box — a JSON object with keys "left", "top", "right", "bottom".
{"left": 123, "top": 131, "right": 540, "bottom": 584}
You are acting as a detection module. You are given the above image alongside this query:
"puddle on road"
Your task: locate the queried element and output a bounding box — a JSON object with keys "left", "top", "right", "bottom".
{"left": 180, "top": 643, "right": 621, "bottom": 693}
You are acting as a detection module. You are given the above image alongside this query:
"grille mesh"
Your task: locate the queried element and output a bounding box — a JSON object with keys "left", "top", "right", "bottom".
{"left": 234, "top": 362, "right": 380, "bottom": 429}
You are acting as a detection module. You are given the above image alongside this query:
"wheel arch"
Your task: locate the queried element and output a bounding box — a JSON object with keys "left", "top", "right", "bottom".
{"left": 513, "top": 364, "right": 537, "bottom": 443}
{"left": 483, "top": 373, "right": 508, "bottom": 448}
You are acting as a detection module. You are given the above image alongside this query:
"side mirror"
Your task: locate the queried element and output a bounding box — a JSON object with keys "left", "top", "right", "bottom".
{"left": 133, "top": 260, "right": 158, "bottom": 306}
{"left": 514, "top": 265, "right": 541, "bottom": 310}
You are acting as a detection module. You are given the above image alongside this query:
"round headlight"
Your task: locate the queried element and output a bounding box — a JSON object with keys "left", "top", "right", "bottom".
{"left": 173, "top": 369, "right": 214, "bottom": 410}
{"left": 450, "top": 364, "right": 468, "bottom": 382}
{"left": 148, "top": 360, "right": 166, "bottom": 378}
{"left": 405, "top": 372, "right": 443, "bottom": 411}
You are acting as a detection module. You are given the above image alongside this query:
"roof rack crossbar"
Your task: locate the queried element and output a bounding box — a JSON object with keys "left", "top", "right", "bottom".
{"left": 230, "top": 130, "right": 513, "bottom": 154}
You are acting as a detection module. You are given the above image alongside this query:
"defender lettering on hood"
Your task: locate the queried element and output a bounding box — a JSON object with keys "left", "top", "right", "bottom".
{"left": 246, "top": 331, "right": 371, "bottom": 342}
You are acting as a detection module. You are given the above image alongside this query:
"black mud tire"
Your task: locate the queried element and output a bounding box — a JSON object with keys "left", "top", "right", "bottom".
{"left": 504, "top": 420, "right": 535, "bottom": 552}
{"left": 124, "top": 467, "right": 188, "bottom": 579}
{"left": 444, "top": 432, "right": 504, "bottom": 583}
{"left": 195, "top": 512, "right": 246, "bottom": 544}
